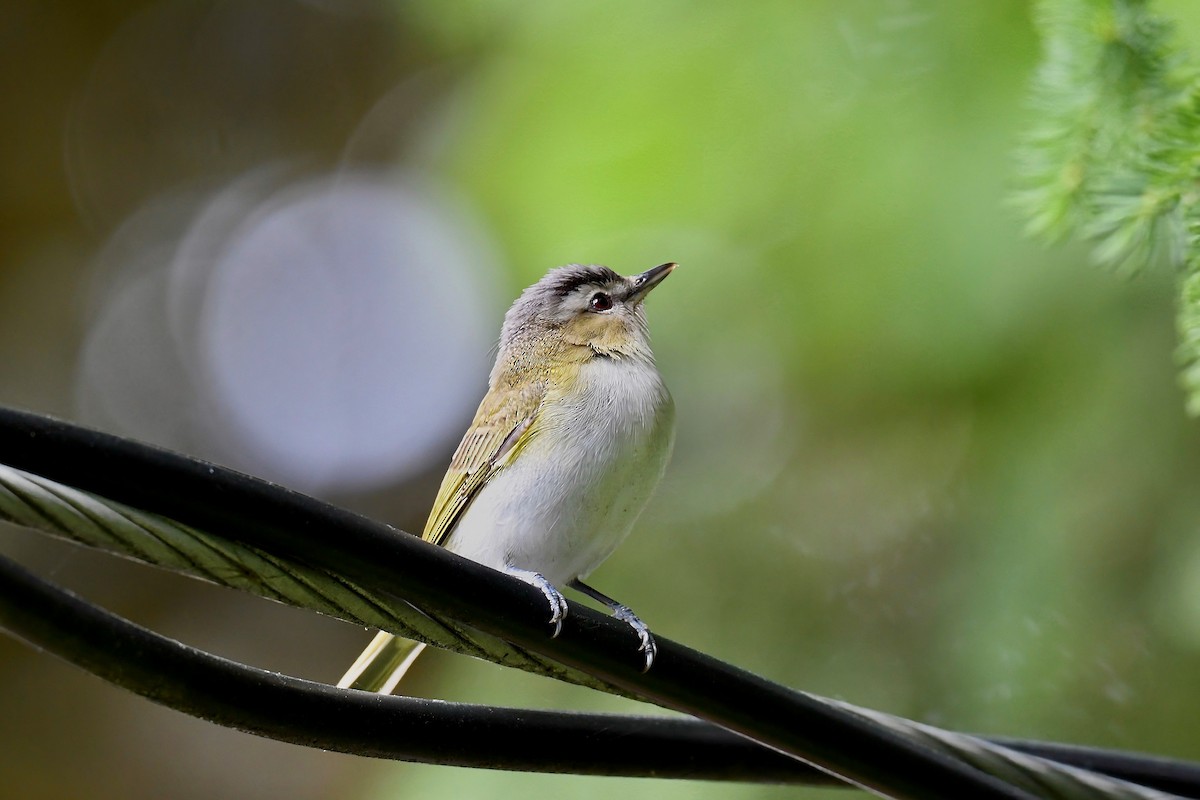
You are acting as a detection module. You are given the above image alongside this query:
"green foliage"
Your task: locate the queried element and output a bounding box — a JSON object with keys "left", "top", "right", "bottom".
{"left": 1016, "top": 0, "right": 1200, "bottom": 412}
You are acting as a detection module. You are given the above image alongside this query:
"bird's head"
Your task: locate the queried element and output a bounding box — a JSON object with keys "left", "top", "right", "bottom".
{"left": 498, "top": 262, "right": 675, "bottom": 365}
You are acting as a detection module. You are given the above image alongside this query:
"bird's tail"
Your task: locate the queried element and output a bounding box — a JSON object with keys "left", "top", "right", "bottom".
{"left": 337, "top": 632, "right": 427, "bottom": 694}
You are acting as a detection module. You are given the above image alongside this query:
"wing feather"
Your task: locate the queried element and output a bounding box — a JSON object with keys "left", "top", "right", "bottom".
{"left": 422, "top": 382, "right": 545, "bottom": 547}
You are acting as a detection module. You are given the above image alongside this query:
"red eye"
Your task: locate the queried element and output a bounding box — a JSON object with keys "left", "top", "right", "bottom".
{"left": 589, "top": 292, "right": 613, "bottom": 312}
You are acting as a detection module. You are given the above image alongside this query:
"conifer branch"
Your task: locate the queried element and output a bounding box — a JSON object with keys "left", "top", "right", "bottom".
{"left": 1016, "top": 0, "right": 1200, "bottom": 411}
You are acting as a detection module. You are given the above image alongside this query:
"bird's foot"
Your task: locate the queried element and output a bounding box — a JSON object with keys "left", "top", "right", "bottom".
{"left": 506, "top": 568, "right": 568, "bottom": 637}
{"left": 567, "top": 579, "right": 658, "bottom": 671}
{"left": 612, "top": 605, "right": 657, "bottom": 672}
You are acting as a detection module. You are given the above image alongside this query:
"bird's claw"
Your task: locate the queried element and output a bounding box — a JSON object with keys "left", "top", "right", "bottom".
{"left": 613, "top": 605, "right": 657, "bottom": 672}
{"left": 544, "top": 584, "right": 567, "bottom": 638}
{"left": 509, "top": 568, "right": 569, "bottom": 637}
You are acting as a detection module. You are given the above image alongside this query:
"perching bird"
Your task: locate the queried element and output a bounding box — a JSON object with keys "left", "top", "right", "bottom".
{"left": 338, "top": 262, "right": 677, "bottom": 694}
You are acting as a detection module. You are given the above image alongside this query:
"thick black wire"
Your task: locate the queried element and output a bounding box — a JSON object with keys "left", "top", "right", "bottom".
{"left": 0, "top": 551, "right": 831, "bottom": 784}
{"left": 0, "top": 407, "right": 1160, "bottom": 799}
{"left": 4, "top": 551, "right": 1200, "bottom": 796}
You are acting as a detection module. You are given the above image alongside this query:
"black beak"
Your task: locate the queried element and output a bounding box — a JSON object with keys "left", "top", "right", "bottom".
{"left": 627, "top": 262, "right": 677, "bottom": 303}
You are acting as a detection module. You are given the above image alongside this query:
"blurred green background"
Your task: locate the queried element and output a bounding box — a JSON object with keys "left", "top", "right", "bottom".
{"left": 4, "top": 1, "right": 1200, "bottom": 798}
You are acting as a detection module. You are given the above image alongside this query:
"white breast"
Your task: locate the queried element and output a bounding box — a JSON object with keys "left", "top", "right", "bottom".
{"left": 446, "top": 357, "right": 674, "bottom": 585}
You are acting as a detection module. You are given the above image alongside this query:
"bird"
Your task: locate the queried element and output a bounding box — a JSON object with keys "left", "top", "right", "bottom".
{"left": 337, "top": 262, "right": 677, "bottom": 694}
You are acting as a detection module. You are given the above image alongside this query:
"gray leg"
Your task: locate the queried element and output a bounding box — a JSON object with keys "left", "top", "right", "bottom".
{"left": 506, "top": 567, "right": 568, "bottom": 637}
{"left": 569, "top": 579, "right": 657, "bottom": 671}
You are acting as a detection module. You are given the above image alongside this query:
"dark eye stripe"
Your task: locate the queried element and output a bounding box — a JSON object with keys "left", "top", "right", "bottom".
{"left": 549, "top": 264, "right": 622, "bottom": 296}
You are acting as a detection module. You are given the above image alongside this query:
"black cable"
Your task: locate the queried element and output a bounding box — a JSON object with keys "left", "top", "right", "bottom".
{"left": 0, "top": 407, "right": 1148, "bottom": 799}
{"left": 4, "top": 550, "right": 1200, "bottom": 796}
{"left": 994, "top": 742, "right": 1200, "bottom": 800}
{"left": 0, "top": 551, "right": 830, "bottom": 784}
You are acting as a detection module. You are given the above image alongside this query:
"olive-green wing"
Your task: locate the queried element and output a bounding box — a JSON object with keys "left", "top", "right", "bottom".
{"left": 422, "top": 382, "right": 546, "bottom": 547}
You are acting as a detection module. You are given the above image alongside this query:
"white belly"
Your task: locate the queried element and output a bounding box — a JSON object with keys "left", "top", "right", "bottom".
{"left": 445, "top": 358, "right": 674, "bottom": 585}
